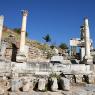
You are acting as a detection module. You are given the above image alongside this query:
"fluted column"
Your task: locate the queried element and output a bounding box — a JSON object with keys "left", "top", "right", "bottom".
{"left": 20, "top": 10, "right": 28, "bottom": 52}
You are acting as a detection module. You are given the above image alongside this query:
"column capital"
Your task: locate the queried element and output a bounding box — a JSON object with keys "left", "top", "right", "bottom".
{"left": 22, "top": 10, "right": 28, "bottom": 16}
{"left": 84, "top": 17, "right": 88, "bottom": 20}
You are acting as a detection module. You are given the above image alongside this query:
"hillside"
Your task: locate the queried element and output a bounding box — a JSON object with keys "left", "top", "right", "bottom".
{"left": 2, "top": 26, "right": 55, "bottom": 62}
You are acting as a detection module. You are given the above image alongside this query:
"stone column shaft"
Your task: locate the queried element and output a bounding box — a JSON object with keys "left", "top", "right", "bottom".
{"left": 80, "top": 47, "right": 85, "bottom": 61}
{"left": 0, "top": 16, "right": 4, "bottom": 45}
{"left": 84, "top": 17, "right": 93, "bottom": 64}
{"left": 20, "top": 10, "right": 28, "bottom": 52}
{"left": 84, "top": 18, "right": 91, "bottom": 58}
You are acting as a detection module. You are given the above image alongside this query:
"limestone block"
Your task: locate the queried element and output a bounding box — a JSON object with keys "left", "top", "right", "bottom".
{"left": 16, "top": 53, "right": 27, "bottom": 62}
{"left": 38, "top": 78, "right": 46, "bottom": 91}
{"left": 85, "top": 84, "right": 95, "bottom": 92}
{"left": 51, "top": 77, "right": 58, "bottom": 91}
{"left": 88, "top": 75, "right": 94, "bottom": 84}
{"left": 29, "top": 81, "right": 33, "bottom": 90}
{"left": 22, "top": 82, "right": 30, "bottom": 92}
{"left": 65, "top": 75, "right": 74, "bottom": 83}
{"left": 60, "top": 77, "right": 70, "bottom": 91}
{"left": 11, "top": 79, "right": 22, "bottom": 92}
{"left": 75, "top": 75, "right": 83, "bottom": 83}
{"left": 0, "top": 87, "right": 4, "bottom": 94}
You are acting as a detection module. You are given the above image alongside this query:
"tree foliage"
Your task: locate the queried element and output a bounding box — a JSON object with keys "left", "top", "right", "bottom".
{"left": 13, "top": 28, "right": 28, "bottom": 37}
{"left": 59, "top": 43, "right": 68, "bottom": 50}
{"left": 43, "top": 34, "right": 51, "bottom": 43}
{"left": 50, "top": 45, "right": 55, "bottom": 49}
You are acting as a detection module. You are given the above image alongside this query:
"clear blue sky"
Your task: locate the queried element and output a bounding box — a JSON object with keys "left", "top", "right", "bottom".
{"left": 0, "top": 0, "right": 95, "bottom": 47}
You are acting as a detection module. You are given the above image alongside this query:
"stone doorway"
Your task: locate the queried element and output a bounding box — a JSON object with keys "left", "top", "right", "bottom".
{"left": 11, "top": 43, "right": 17, "bottom": 62}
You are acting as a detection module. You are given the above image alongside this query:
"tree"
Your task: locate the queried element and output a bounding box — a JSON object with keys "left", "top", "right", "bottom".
{"left": 13, "top": 28, "right": 28, "bottom": 37}
{"left": 50, "top": 45, "right": 55, "bottom": 49}
{"left": 13, "top": 28, "right": 21, "bottom": 34}
{"left": 59, "top": 43, "right": 68, "bottom": 50}
{"left": 43, "top": 34, "right": 51, "bottom": 43}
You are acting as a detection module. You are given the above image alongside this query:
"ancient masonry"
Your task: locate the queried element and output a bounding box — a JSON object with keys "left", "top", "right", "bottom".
{"left": 0, "top": 10, "right": 95, "bottom": 94}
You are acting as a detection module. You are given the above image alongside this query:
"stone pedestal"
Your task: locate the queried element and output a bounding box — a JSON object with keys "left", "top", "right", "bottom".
{"left": 22, "top": 82, "right": 30, "bottom": 92}
{"left": 16, "top": 52, "right": 27, "bottom": 62}
{"left": 38, "top": 78, "right": 46, "bottom": 91}
{"left": 11, "top": 79, "right": 22, "bottom": 92}
{"left": 60, "top": 77, "right": 70, "bottom": 91}
{"left": 51, "top": 77, "right": 58, "bottom": 91}
{"left": 75, "top": 75, "right": 83, "bottom": 83}
{"left": 84, "top": 56, "right": 93, "bottom": 64}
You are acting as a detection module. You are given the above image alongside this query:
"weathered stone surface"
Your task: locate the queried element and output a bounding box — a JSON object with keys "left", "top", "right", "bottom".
{"left": 84, "top": 18, "right": 93, "bottom": 64}
{"left": 85, "top": 84, "right": 95, "bottom": 92}
{"left": 60, "top": 77, "right": 70, "bottom": 91}
{"left": 75, "top": 75, "right": 83, "bottom": 83}
{"left": 0, "top": 87, "right": 4, "bottom": 94}
{"left": 88, "top": 75, "right": 94, "bottom": 84}
{"left": 73, "top": 90, "right": 87, "bottom": 95}
{"left": 51, "top": 77, "right": 58, "bottom": 91}
{"left": 22, "top": 82, "right": 30, "bottom": 92}
{"left": 65, "top": 75, "right": 74, "bottom": 84}
{"left": 16, "top": 53, "right": 27, "bottom": 62}
{"left": 11, "top": 79, "right": 22, "bottom": 92}
{"left": 38, "top": 78, "right": 46, "bottom": 91}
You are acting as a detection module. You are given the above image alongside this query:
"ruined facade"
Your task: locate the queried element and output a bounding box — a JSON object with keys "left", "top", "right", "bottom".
{"left": 0, "top": 11, "right": 95, "bottom": 95}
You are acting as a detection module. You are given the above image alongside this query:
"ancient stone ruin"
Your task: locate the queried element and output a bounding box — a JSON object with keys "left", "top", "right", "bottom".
{"left": 0, "top": 10, "right": 95, "bottom": 95}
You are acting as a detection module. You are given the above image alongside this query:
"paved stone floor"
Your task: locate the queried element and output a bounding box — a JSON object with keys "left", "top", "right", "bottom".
{"left": 8, "top": 84, "right": 95, "bottom": 95}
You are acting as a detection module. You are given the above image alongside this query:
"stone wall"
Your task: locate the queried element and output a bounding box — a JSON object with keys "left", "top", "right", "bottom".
{"left": 0, "top": 61, "right": 94, "bottom": 76}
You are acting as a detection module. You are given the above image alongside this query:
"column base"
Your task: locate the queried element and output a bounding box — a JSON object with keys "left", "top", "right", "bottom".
{"left": 16, "top": 52, "right": 27, "bottom": 62}
{"left": 84, "top": 55, "right": 93, "bottom": 64}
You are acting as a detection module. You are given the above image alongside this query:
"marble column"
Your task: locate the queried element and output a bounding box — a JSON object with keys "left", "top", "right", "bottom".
{"left": 20, "top": 10, "right": 28, "bottom": 52}
{"left": 84, "top": 17, "right": 93, "bottom": 64}
{"left": 80, "top": 26, "right": 85, "bottom": 62}
{"left": 80, "top": 47, "right": 85, "bottom": 62}
{"left": 0, "top": 16, "right": 4, "bottom": 45}
{"left": 16, "top": 10, "right": 28, "bottom": 62}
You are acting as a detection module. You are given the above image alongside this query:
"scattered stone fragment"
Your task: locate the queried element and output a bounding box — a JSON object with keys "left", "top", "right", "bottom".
{"left": 0, "top": 87, "right": 4, "bottom": 94}
{"left": 11, "top": 79, "right": 22, "bottom": 92}
{"left": 22, "top": 81, "right": 30, "bottom": 92}
{"left": 60, "top": 77, "right": 70, "bottom": 91}
{"left": 51, "top": 77, "right": 58, "bottom": 91}
{"left": 75, "top": 75, "right": 83, "bottom": 83}
{"left": 38, "top": 78, "right": 46, "bottom": 91}
{"left": 88, "top": 75, "right": 94, "bottom": 84}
